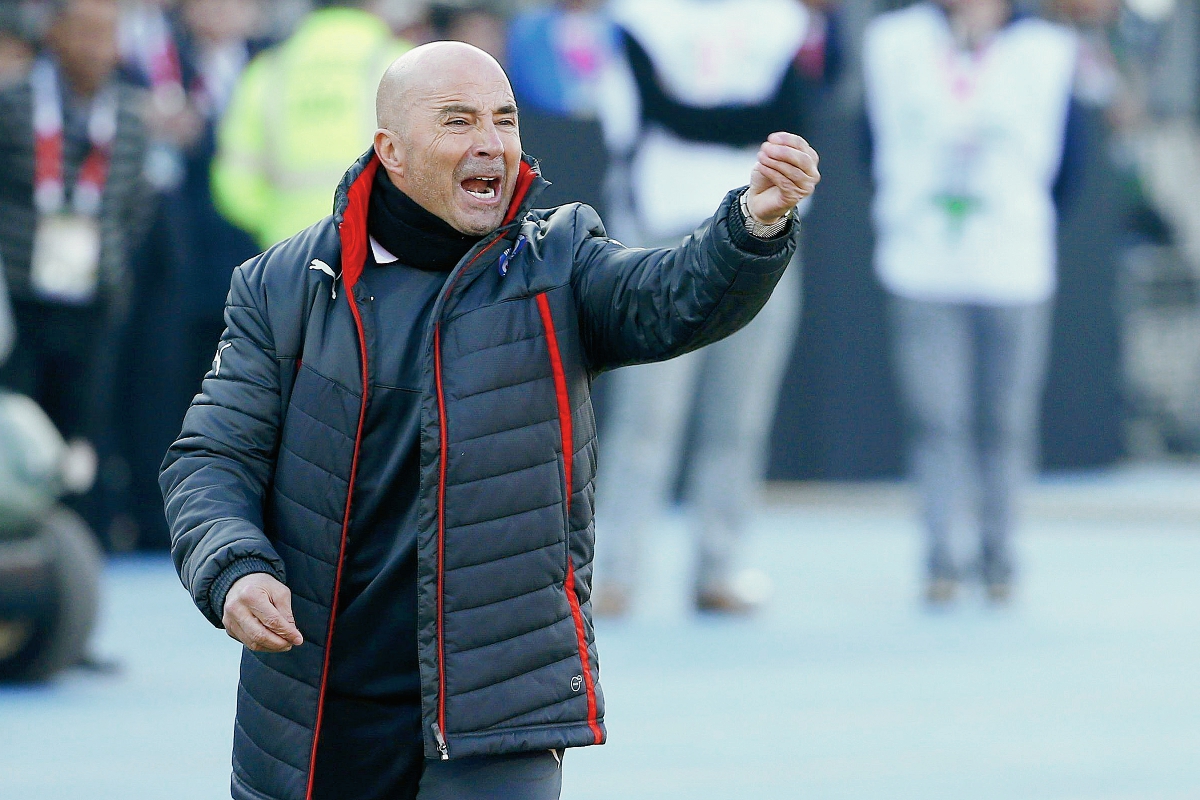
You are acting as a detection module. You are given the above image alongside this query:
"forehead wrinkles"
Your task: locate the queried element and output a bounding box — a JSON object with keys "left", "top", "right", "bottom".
{"left": 420, "top": 89, "right": 517, "bottom": 116}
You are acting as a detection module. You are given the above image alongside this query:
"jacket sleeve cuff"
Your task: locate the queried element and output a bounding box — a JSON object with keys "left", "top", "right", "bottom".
{"left": 208, "top": 557, "right": 279, "bottom": 625}
{"left": 727, "top": 190, "right": 795, "bottom": 257}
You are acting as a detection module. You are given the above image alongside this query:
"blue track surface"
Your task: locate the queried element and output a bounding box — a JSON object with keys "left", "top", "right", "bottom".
{"left": 3, "top": 469, "right": 1198, "bottom": 799}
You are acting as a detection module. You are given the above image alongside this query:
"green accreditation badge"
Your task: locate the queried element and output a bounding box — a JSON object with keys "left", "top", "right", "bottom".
{"left": 31, "top": 212, "right": 102, "bottom": 304}
{"left": 933, "top": 191, "right": 982, "bottom": 239}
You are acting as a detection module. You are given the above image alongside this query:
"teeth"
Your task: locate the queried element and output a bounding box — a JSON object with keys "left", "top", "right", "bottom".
{"left": 466, "top": 187, "right": 496, "bottom": 199}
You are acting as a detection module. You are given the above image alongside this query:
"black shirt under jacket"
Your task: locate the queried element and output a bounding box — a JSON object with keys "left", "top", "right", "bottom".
{"left": 314, "top": 170, "right": 481, "bottom": 799}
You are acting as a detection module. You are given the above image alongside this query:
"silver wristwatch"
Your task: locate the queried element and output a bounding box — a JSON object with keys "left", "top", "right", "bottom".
{"left": 739, "top": 190, "right": 791, "bottom": 239}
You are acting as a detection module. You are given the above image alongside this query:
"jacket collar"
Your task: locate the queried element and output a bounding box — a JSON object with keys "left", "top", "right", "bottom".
{"left": 334, "top": 149, "right": 549, "bottom": 292}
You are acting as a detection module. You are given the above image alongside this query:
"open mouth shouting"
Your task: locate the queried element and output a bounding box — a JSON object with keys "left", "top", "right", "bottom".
{"left": 460, "top": 175, "right": 502, "bottom": 203}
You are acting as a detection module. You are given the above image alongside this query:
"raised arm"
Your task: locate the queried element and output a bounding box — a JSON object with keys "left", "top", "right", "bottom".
{"left": 573, "top": 132, "right": 819, "bottom": 371}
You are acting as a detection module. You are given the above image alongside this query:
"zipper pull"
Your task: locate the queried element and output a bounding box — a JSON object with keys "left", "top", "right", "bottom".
{"left": 431, "top": 722, "right": 450, "bottom": 760}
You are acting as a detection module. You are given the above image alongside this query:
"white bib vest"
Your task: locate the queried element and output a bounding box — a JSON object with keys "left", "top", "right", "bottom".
{"left": 864, "top": 3, "right": 1078, "bottom": 304}
{"left": 609, "top": 0, "right": 808, "bottom": 241}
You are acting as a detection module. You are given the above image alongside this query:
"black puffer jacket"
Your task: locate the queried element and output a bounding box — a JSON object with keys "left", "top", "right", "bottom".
{"left": 161, "top": 149, "right": 797, "bottom": 800}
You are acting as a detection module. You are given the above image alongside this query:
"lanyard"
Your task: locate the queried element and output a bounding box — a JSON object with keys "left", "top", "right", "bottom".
{"left": 189, "top": 43, "right": 248, "bottom": 120}
{"left": 30, "top": 58, "right": 117, "bottom": 218}
{"left": 147, "top": 31, "right": 183, "bottom": 92}
{"left": 943, "top": 42, "right": 991, "bottom": 104}
{"left": 125, "top": 7, "right": 183, "bottom": 93}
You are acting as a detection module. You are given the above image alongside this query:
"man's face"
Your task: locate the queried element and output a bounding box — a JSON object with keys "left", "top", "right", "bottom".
{"left": 50, "top": 0, "right": 119, "bottom": 96}
{"left": 385, "top": 66, "right": 522, "bottom": 236}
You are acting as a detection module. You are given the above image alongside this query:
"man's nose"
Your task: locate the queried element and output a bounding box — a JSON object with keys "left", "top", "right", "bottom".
{"left": 472, "top": 119, "right": 505, "bottom": 157}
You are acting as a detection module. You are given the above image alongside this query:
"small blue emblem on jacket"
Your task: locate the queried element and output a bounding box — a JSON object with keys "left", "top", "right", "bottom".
{"left": 498, "top": 234, "right": 528, "bottom": 277}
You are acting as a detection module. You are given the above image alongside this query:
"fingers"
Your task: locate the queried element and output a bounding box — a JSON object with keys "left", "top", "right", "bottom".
{"left": 268, "top": 584, "right": 305, "bottom": 647}
{"left": 752, "top": 160, "right": 790, "bottom": 190}
{"left": 759, "top": 141, "right": 820, "bottom": 182}
{"left": 225, "top": 604, "right": 295, "bottom": 652}
{"left": 757, "top": 152, "right": 818, "bottom": 194}
{"left": 247, "top": 586, "right": 304, "bottom": 647}
{"left": 222, "top": 575, "right": 304, "bottom": 652}
{"left": 752, "top": 133, "right": 821, "bottom": 209}
{"left": 767, "top": 131, "right": 819, "bottom": 166}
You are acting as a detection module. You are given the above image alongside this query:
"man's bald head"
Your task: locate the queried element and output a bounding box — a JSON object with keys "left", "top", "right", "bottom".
{"left": 372, "top": 40, "right": 523, "bottom": 236}
{"left": 376, "top": 41, "right": 511, "bottom": 134}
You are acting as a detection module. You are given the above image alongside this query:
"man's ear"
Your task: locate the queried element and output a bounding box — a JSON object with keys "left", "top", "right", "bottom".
{"left": 374, "top": 128, "right": 405, "bottom": 178}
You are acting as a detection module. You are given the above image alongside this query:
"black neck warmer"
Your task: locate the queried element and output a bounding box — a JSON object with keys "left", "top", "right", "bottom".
{"left": 368, "top": 168, "right": 482, "bottom": 272}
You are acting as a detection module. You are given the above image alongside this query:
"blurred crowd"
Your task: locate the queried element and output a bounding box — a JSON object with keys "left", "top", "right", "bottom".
{"left": 0, "top": 0, "right": 1198, "bottom": 605}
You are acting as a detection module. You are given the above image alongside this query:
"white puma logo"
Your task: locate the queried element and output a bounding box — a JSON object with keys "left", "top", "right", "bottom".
{"left": 213, "top": 341, "right": 233, "bottom": 376}
{"left": 309, "top": 259, "right": 340, "bottom": 299}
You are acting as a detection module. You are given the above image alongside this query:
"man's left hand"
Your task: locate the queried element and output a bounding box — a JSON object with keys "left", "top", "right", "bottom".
{"left": 745, "top": 132, "right": 821, "bottom": 225}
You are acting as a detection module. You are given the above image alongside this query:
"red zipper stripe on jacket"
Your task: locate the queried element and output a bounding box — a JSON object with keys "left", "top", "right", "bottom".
{"left": 304, "top": 156, "right": 377, "bottom": 800}
{"left": 434, "top": 322, "right": 449, "bottom": 743}
{"left": 304, "top": 289, "right": 369, "bottom": 800}
{"left": 432, "top": 235, "right": 507, "bottom": 751}
{"left": 535, "top": 292, "right": 602, "bottom": 744}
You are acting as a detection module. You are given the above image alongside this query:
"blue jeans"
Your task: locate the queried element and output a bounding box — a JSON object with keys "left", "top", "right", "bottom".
{"left": 888, "top": 295, "right": 1052, "bottom": 584}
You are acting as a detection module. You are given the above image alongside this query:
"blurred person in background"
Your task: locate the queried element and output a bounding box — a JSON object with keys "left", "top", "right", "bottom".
{"left": 428, "top": 1, "right": 507, "bottom": 62}
{"left": 110, "top": 0, "right": 194, "bottom": 549}
{"left": 171, "top": 0, "right": 267, "bottom": 383}
{"left": 161, "top": 39, "right": 815, "bottom": 800}
{"left": 503, "top": 0, "right": 619, "bottom": 217}
{"left": 120, "top": 0, "right": 190, "bottom": 193}
{"left": 863, "top": 0, "right": 1080, "bottom": 605}
{"left": 210, "top": 0, "right": 412, "bottom": 250}
{"left": 506, "top": 0, "right": 620, "bottom": 119}
{"left": 794, "top": 0, "right": 844, "bottom": 98}
{"left": 506, "top": 0, "right": 619, "bottom": 119}
{"left": 0, "top": 0, "right": 152, "bottom": 536}
{"left": 591, "top": 0, "right": 814, "bottom": 616}
{"left": 113, "top": 0, "right": 265, "bottom": 549}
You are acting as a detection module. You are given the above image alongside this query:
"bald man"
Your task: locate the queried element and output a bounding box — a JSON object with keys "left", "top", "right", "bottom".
{"left": 162, "top": 42, "right": 818, "bottom": 800}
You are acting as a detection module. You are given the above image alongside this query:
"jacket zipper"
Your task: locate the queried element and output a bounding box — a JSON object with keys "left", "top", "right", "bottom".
{"left": 430, "top": 234, "right": 509, "bottom": 761}
{"left": 305, "top": 285, "right": 371, "bottom": 800}
{"left": 431, "top": 721, "right": 449, "bottom": 761}
{"left": 424, "top": 160, "right": 541, "bottom": 756}
{"left": 433, "top": 322, "right": 450, "bottom": 759}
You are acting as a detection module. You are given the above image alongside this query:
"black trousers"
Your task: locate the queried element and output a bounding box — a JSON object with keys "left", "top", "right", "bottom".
{"left": 311, "top": 694, "right": 563, "bottom": 800}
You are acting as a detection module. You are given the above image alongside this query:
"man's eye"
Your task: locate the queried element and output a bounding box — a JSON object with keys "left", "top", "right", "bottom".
{"left": 448, "top": 119, "right": 469, "bottom": 126}
{"left": 498, "top": 119, "right": 517, "bottom": 127}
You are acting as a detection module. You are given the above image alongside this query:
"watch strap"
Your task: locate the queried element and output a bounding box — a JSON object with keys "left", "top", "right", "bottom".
{"left": 739, "top": 190, "right": 791, "bottom": 238}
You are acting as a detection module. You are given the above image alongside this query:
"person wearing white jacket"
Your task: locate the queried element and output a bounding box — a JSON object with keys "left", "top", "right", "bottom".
{"left": 594, "top": 0, "right": 814, "bottom": 615}
{"left": 863, "top": 0, "right": 1078, "bottom": 604}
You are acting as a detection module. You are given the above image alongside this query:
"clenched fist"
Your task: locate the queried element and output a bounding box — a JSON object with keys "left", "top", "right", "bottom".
{"left": 223, "top": 573, "right": 304, "bottom": 652}
{"left": 745, "top": 132, "right": 821, "bottom": 225}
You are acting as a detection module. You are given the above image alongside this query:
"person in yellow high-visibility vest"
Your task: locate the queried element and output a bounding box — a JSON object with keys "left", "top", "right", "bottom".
{"left": 212, "top": 1, "right": 412, "bottom": 249}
